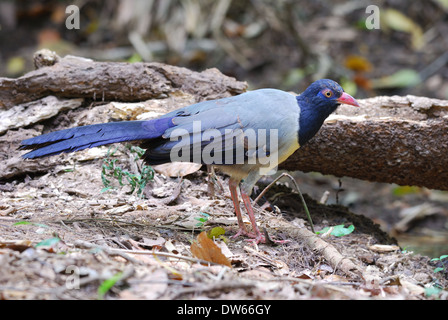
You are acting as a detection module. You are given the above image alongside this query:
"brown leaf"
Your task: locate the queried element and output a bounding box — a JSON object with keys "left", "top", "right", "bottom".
{"left": 190, "top": 231, "right": 231, "bottom": 267}
{"left": 153, "top": 162, "right": 202, "bottom": 177}
{"left": 142, "top": 237, "right": 166, "bottom": 249}
{"left": 0, "top": 240, "right": 33, "bottom": 252}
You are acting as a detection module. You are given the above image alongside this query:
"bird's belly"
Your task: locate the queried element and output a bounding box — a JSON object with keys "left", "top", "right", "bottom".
{"left": 277, "top": 140, "right": 300, "bottom": 165}
{"left": 214, "top": 164, "right": 253, "bottom": 182}
{"left": 214, "top": 140, "right": 300, "bottom": 181}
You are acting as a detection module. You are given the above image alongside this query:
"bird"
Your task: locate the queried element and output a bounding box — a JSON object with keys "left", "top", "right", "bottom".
{"left": 20, "top": 79, "right": 359, "bottom": 244}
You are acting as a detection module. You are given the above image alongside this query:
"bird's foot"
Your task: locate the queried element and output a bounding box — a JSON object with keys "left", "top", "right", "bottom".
{"left": 244, "top": 233, "right": 266, "bottom": 245}
{"left": 231, "top": 227, "right": 257, "bottom": 240}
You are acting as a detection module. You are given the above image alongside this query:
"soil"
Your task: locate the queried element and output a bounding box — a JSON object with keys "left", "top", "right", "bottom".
{"left": 1, "top": 152, "right": 447, "bottom": 300}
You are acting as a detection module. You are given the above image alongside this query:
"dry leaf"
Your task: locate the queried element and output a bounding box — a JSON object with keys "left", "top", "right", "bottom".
{"left": 142, "top": 237, "right": 166, "bottom": 249}
{"left": 190, "top": 231, "right": 231, "bottom": 267}
{"left": 400, "top": 279, "right": 425, "bottom": 296}
{"left": 213, "top": 239, "right": 233, "bottom": 259}
{"left": 322, "top": 274, "right": 349, "bottom": 282}
{"left": 369, "top": 244, "right": 400, "bottom": 253}
{"left": 0, "top": 240, "right": 33, "bottom": 252}
{"left": 153, "top": 162, "right": 202, "bottom": 177}
{"left": 164, "top": 240, "right": 180, "bottom": 254}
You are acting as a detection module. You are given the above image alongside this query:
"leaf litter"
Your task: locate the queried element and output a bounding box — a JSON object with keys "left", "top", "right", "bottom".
{"left": 0, "top": 155, "right": 447, "bottom": 300}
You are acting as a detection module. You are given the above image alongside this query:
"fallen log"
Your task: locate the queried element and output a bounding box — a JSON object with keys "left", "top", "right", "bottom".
{"left": 0, "top": 49, "right": 248, "bottom": 109}
{"left": 0, "top": 96, "right": 83, "bottom": 135}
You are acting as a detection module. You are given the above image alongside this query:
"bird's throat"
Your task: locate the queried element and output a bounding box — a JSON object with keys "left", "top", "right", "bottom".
{"left": 296, "top": 96, "right": 338, "bottom": 146}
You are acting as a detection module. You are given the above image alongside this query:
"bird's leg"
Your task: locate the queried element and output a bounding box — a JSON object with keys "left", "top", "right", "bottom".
{"left": 228, "top": 179, "right": 256, "bottom": 239}
{"left": 240, "top": 191, "right": 265, "bottom": 244}
{"left": 241, "top": 190, "right": 290, "bottom": 245}
{"left": 229, "top": 180, "right": 288, "bottom": 244}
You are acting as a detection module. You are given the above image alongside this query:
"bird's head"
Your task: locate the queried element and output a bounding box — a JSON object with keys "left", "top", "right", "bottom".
{"left": 296, "top": 79, "right": 359, "bottom": 146}
{"left": 300, "top": 79, "right": 359, "bottom": 112}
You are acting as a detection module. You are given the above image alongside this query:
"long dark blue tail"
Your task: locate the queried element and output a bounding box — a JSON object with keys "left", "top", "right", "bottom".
{"left": 20, "top": 118, "right": 174, "bottom": 159}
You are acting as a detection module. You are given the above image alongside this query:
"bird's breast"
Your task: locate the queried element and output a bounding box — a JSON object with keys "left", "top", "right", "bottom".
{"left": 277, "top": 139, "right": 300, "bottom": 165}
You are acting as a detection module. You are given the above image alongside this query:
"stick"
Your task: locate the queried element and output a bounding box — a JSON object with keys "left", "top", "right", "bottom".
{"left": 254, "top": 172, "right": 315, "bottom": 233}
{"left": 73, "top": 239, "right": 222, "bottom": 266}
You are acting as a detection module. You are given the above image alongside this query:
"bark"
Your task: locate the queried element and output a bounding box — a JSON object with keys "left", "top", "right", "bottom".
{"left": 0, "top": 96, "right": 83, "bottom": 134}
{"left": 0, "top": 49, "right": 248, "bottom": 109}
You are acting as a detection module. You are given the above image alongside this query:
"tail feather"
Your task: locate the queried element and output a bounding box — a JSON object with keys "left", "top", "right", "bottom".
{"left": 20, "top": 118, "right": 174, "bottom": 159}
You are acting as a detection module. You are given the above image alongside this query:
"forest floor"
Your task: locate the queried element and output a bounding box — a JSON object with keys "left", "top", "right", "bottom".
{"left": 1, "top": 151, "right": 447, "bottom": 300}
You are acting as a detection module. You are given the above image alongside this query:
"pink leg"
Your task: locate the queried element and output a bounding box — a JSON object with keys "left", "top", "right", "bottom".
{"left": 228, "top": 179, "right": 256, "bottom": 239}
{"left": 240, "top": 192, "right": 265, "bottom": 244}
{"left": 228, "top": 180, "right": 288, "bottom": 245}
{"left": 241, "top": 191, "right": 289, "bottom": 245}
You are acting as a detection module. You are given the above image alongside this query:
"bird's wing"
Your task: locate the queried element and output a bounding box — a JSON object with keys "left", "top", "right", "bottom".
{"left": 144, "top": 89, "right": 300, "bottom": 166}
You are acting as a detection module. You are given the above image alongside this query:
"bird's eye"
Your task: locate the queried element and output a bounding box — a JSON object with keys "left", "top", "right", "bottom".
{"left": 322, "top": 90, "right": 333, "bottom": 98}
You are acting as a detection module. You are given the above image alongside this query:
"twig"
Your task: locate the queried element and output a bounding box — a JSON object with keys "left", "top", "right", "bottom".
{"left": 73, "top": 239, "right": 222, "bottom": 266}
{"left": 61, "top": 217, "right": 147, "bottom": 227}
{"left": 244, "top": 245, "right": 285, "bottom": 268}
{"left": 163, "top": 177, "right": 183, "bottom": 205}
{"left": 172, "top": 281, "right": 255, "bottom": 299}
{"left": 74, "top": 240, "right": 141, "bottom": 264}
{"left": 267, "top": 218, "right": 362, "bottom": 277}
{"left": 254, "top": 172, "right": 315, "bottom": 233}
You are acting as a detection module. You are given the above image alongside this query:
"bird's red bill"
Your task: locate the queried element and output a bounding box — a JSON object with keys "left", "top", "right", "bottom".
{"left": 337, "top": 92, "right": 360, "bottom": 107}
